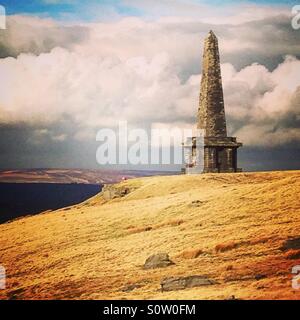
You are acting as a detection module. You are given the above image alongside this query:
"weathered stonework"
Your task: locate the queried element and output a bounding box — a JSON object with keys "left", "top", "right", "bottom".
{"left": 197, "top": 31, "right": 242, "bottom": 173}
{"left": 198, "top": 31, "right": 227, "bottom": 137}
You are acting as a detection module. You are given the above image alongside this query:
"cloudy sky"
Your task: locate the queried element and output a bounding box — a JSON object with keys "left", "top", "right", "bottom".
{"left": 0, "top": 0, "right": 299, "bottom": 171}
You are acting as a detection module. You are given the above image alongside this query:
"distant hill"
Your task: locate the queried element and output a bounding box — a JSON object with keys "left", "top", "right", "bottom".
{"left": 0, "top": 169, "right": 177, "bottom": 184}
{"left": 0, "top": 171, "right": 299, "bottom": 300}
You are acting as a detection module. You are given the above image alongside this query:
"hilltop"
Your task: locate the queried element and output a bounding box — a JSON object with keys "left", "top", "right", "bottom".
{"left": 0, "top": 171, "right": 300, "bottom": 300}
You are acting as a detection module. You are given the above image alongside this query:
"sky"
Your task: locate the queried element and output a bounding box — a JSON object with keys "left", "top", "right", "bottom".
{"left": 0, "top": 1, "right": 298, "bottom": 17}
{"left": 0, "top": 0, "right": 299, "bottom": 171}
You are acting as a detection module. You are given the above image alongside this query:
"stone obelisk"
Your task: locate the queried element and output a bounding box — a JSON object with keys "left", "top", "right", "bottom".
{"left": 198, "top": 30, "right": 227, "bottom": 137}
{"left": 197, "top": 31, "right": 242, "bottom": 173}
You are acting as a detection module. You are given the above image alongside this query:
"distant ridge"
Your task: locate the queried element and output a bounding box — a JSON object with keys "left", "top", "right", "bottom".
{"left": 0, "top": 168, "right": 179, "bottom": 184}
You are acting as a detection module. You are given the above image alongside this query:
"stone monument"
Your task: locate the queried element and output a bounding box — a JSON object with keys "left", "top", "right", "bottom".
{"left": 184, "top": 31, "right": 242, "bottom": 173}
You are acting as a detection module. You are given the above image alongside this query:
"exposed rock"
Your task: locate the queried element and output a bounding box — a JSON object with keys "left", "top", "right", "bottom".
{"left": 161, "top": 275, "right": 215, "bottom": 292}
{"left": 280, "top": 237, "right": 300, "bottom": 251}
{"left": 144, "top": 253, "right": 175, "bottom": 270}
{"left": 102, "top": 184, "right": 130, "bottom": 200}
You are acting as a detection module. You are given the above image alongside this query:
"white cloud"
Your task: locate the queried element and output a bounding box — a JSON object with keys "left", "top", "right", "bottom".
{"left": 0, "top": 12, "right": 299, "bottom": 147}
{"left": 222, "top": 56, "right": 300, "bottom": 146}
{"left": 52, "top": 133, "right": 67, "bottom": 141}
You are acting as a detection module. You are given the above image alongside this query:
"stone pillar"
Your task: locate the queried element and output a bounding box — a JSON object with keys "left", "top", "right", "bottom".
{"left": 226, "top": 148, "right": 233, "bottom": 171}
{"left": 204, "top": 147, "right": 218, "bottom": 173}
{"left": 197, "top": 30, "right": 227, "bottom": 137}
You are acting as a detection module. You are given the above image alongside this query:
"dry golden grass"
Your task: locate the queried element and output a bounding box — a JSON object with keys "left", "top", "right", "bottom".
{"left": 175, "top": 248, "right": 203, "bottom": 259}
{"left": 0, "top": 170, "right": 300, "bottom": 300}
{"left": 215, "top": 241, "right": 239, "bottom": 253}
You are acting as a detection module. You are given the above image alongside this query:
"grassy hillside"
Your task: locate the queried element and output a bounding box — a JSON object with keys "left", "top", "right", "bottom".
{"left": 0, "top": 171, "right": 300, "bottom": 300}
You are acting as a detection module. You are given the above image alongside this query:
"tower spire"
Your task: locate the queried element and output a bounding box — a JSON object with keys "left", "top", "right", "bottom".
{"left": 197, "top": 30, "right": 227, "bottom": 137}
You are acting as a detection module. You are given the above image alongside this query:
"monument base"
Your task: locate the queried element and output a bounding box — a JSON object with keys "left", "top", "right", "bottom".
{"left": 203, "top": 137, "right": 242, "bottom": 173}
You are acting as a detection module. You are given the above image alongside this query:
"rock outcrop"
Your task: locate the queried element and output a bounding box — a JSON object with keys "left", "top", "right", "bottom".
{"left": 102, "top": 184, "right": 130, "bottom": 200}
{"left": 144, "top": 253, "right": 175, "bottom": 269}
{"left": 161, "top": 275, "right": 215, "bottom": 292}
